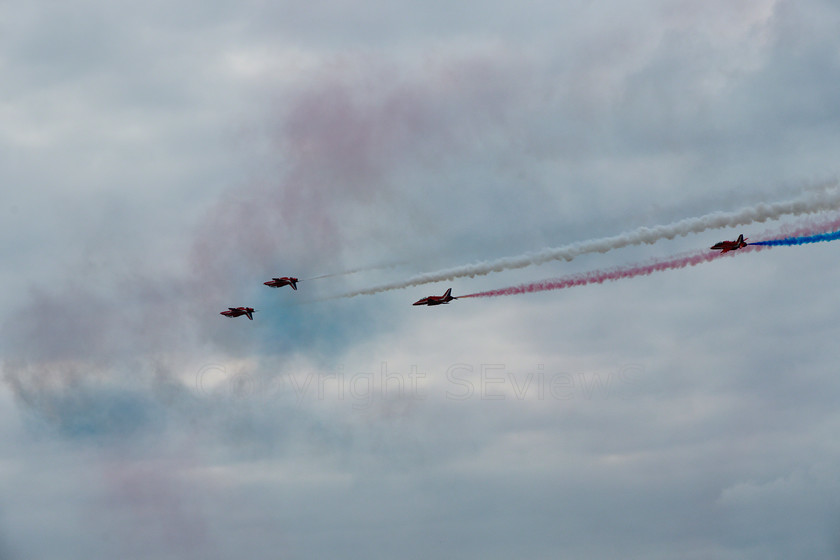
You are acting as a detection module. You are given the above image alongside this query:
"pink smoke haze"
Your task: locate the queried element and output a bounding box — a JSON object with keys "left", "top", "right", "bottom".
{"left": 191, "top": 55, "right": 530, "bottom": 285}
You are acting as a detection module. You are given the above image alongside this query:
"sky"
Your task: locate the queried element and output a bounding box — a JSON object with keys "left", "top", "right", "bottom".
{"left": 3, "top": 0, "right": 840, "bottom": 558}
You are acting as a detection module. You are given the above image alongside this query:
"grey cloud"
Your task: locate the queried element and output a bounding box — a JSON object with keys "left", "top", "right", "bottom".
{"left": 3, "top": 0, "right": 840, "bottom": 558}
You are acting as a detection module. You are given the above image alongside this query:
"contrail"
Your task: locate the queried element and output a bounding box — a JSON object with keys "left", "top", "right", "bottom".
{"left": 333, "top": 181, "right": 840, "bottom": 298}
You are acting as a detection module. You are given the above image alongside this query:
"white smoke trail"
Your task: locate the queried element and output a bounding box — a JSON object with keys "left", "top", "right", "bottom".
{"left": 304, "top": 260, "right": 408, "bottom": 281}
{"left": 335, "top": 180, "right": 840, "bottom": 298}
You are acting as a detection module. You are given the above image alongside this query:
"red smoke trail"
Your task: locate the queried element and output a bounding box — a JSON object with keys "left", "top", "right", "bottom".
{"left": 460, "top": 246, "right": 764, "bottom": 299}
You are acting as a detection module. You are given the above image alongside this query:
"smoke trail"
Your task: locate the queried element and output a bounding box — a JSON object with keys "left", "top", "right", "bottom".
{"left": 332, "top": 182, "right": 840, "bottom": 298}
{"left": 304, "top": 261, "right": 407, "bottom": 281}
{"left": 461, "top": 219, "right": 840, "bottom": 299}
{"left": 459, "top": 248, "right": 762, "bottom": 299}
{"left": 751, "top": 229, "right": 840, "bottom": 247}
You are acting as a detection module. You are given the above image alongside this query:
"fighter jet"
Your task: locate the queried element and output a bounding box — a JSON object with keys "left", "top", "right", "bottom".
{"left": 220, "top": 307, "right": 256, "bottom": 320}
{"left": 413, "top": 288, "right": 457, "bottom": 306}
{"left": 264, "top": 277, "right": 298, "bottom": 290}
{"left": 710, "top": 234, "right": 748, "bottom": 253}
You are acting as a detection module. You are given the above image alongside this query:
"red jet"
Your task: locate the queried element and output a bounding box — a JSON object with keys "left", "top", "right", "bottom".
{"left": 413, "top": 288, "right": 457, "bottom": 306}
{"left": 710, "top": 234, "right": 748, "bottom": 253}
{"left": 264, "top": 277, "right": 298, "bottom": 290}
{"left": 220, "top": 307, "right": 256, "bottom": 320}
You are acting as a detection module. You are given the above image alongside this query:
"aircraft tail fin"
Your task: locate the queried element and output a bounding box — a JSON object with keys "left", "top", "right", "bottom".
{"left": 443, "top": 288, "right": 453, "bottom": 300}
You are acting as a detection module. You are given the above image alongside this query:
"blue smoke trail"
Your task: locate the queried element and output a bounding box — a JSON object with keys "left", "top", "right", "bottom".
{"left": 751, "top": 229, "right": 840, "bottom": 247}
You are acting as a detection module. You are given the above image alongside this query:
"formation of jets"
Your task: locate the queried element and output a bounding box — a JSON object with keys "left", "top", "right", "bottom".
{"left": 222, "top": 275, "right": 460, "bottom": 319}
{"left": 220, "top": 277, "right": 295, "bottom": 320}
{"left": 221, "top": 234, "right": 749, "bottom": 319}
{"left": 710, "top": 234, "right": 748, "bottom": 253}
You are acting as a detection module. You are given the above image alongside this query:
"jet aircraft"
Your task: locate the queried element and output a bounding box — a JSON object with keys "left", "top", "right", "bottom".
{"left": 710, "top": 234, "right": 748, "bottom": 253}
{"left": 413, "top": 288, "right": 457, "bottom": 306}
{"left": 264, "top": 277, "right": 299, "bottom": 290}
{"left": 220, "top": 307, "right": 256, "bottom": 320}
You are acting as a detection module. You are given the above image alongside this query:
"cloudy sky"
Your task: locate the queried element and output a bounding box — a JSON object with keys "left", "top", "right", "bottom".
{"left": 3, "top": 0, "right": 840, "bottom": 558}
